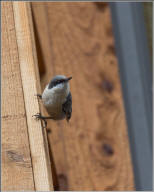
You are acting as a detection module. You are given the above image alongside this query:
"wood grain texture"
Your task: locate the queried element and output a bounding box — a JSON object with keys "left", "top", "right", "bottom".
{"left": 12, "top": 2, "right": 53, "bottom": 191}
{"left": 2, "top": 2, "right": 34, "bottom": 190}
{"left": 31, "top": 2, "right": 134, "bottom": 190}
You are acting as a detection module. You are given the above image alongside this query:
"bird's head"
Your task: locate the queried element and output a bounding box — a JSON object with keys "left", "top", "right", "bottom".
{"left": 48, "top": 75, "right": 72, "bottom": 93}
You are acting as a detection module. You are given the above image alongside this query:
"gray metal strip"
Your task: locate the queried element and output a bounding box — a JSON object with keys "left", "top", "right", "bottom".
{"left": 110, "top": 2, "right": 152, "bottom": 191}
{"left": 0, "top": 2, "right": 1, "bottom": 192}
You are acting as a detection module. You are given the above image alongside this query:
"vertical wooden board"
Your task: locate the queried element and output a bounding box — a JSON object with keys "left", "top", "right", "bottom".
{"left": 31, "top": 2, "right": 53, "bottom": 77}
{"left": 13, "top": 2, "right": 53, "bottom": 191}
{"left": 1, "top": 2, "right": 34, "bottom": 190}
{"left": 31, "top": 2, "right": 134, "bottom": 190}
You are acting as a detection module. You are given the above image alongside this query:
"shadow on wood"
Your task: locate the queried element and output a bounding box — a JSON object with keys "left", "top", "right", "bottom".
{"left": 31, "top": 2, "right": 134, "bottom": 190}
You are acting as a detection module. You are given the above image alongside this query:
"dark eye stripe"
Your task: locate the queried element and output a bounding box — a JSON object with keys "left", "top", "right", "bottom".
{"left": 48, "top": 79, "right": 65, "bottom": 89}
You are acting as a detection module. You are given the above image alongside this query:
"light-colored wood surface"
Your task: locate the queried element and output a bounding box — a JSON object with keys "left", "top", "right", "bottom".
{"left": 2, "top": 2, "right": 34, "bottom": 190}
{"left": 31, "top": 2, "right": 134, "bottom": 190}
{"left": 2, "top": 2, "right": 53, "bottom": 191}
{"left": 13, "top": 2, "right": 53, "bottom": 191}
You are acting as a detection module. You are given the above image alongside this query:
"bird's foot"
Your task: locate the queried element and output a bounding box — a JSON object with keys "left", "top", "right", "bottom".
{"left": 33, "top": 113, "right": 47, "bottom": 128}
{"left": 33, "top": 112, "right": 43, "bottom": 119}
{"left": 34, "top": 94, "right": 42, "bottom": 99}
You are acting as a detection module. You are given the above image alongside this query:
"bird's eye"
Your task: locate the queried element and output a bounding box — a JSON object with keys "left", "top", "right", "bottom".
{"left": 56, "top": 80, "right": 61, "bottom": 85}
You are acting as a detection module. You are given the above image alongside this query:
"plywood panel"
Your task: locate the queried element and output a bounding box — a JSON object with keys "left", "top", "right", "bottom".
{"left": 31, "top": 2, "right": 134, "bottom": 190}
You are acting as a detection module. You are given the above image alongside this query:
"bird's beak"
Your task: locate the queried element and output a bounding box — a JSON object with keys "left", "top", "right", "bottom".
{"left": 66, "top": 77, "right": 72, "bottom": 82}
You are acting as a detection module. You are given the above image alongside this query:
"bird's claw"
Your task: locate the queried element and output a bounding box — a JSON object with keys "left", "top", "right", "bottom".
{"left": 32, "top": 113, "right": 47, "bottom": 128}
{"left": 34, "top": 94, "right": 42, "bottom": 99}
{"left": 33, "top": 113, "right": 42, "bottom": 120}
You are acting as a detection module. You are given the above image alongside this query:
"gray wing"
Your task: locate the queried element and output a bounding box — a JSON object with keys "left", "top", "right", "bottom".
{"left": 62, "top": 92, "right": 72, "bottom": 122}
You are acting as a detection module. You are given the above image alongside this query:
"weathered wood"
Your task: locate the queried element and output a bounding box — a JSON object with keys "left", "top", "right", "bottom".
{"left": 2, "top": 2, "right": 34, "bottom": 190}
{"left": 31, "top": 2, "right": 134, "bottom": 190}
{"left": 13, "top": 2, "right": 53, "bottom": 191}
{"left": 2, "top": 2, "right": 53, "bottom": 191}
{"left": 31, "top": 2, "right": 52, "bottom": 78}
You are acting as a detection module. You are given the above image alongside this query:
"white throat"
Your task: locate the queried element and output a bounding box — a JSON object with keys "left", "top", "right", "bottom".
{"left": 42, "top": 82, "right": 70, "bottom": 107}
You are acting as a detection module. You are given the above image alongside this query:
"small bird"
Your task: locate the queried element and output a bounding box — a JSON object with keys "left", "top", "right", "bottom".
{"left": 33, "top": 75, "right": 72, "bottom": 126}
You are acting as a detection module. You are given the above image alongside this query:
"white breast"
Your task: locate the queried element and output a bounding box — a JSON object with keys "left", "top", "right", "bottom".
{"left": 42, "top": 83, "right": 70, "bottom": 119}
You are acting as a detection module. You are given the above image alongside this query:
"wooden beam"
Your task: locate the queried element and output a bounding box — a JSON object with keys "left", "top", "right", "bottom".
{"left": 2, "top": 2, "right": 53, "bottom": 191}
{"left": 12, "top": 2, "right": 53, "bottom": 191}
{"left": 2, "top": 2, "right": 34, "bottom": 190}
{"left": 31, "top": 2, "right": 134, "bottom": 190}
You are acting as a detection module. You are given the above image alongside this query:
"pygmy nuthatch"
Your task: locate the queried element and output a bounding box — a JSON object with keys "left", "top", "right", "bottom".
{"left": 33, "top": 75, "right": 72, "bottom": 126}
